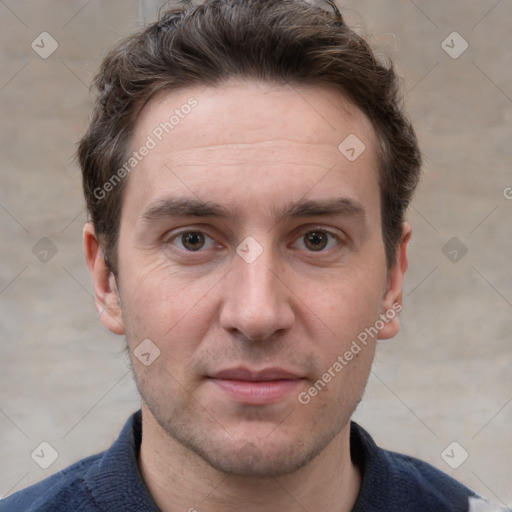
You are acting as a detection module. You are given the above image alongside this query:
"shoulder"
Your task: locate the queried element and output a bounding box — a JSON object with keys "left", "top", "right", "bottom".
{"left": 381, "top": 450, "right": 474, "bottom": 503}
{"left": 350, "top": 421, "right": 485, "bottom": 512}
{"left": 1, "top": 452, "right": 104, "bottom": 512}
{"left": 1, "top": 411, "right": 157, "bottom": 512}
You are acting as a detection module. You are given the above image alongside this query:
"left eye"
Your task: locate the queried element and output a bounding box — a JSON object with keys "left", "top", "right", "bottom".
{"left": 294, "top": 230, "right": 339, "bottom": 251}
{"left": 170, "top": 231, "right": 216, "bottom": 251}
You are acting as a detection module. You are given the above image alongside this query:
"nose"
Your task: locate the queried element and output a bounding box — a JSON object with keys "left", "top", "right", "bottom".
{"left": 219, "top": 248, "right": 295, "bottom": 341}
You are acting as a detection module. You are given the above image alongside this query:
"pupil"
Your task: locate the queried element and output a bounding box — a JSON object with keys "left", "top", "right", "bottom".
{"left": 306, "top": 232, "right": 327, "bottom": 250}
{"left": 183, "top": 232, "right": 204, "bottom": 250}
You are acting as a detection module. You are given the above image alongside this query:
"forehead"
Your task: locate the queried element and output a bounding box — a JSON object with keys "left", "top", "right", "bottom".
{"left": 123, "top": 79, "right": 380, "bottom": 220}
{"left": 135, "top": 79, "right": 376, "bottom": 152}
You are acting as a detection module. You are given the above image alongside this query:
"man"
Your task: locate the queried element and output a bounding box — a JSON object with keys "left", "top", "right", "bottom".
{"left": 2, "top": 1, "right": 507, "bottom": 510}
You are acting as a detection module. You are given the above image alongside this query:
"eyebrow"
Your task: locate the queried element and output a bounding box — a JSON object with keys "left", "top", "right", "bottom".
{"left": 279, "top": 197, "right": 365, "bottom": 219}
{"left": 139, "top": 197, "right": 366, "bottom": 223}
{"left": 140, "top": 198, "right": 233, "bottom": 222}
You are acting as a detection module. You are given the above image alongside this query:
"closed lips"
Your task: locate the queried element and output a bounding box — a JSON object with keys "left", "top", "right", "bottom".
{"left": 208, "top": 367, "right": 303, "bottom": 381}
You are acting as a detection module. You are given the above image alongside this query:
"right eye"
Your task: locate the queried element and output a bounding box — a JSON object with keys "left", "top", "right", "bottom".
{"left": 167, "top": 230, "right": 217, "bottom": 252}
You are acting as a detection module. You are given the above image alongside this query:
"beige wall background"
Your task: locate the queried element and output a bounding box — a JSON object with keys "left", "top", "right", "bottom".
{"left": 1, "top": 0, "right": 511, "bottom": 505}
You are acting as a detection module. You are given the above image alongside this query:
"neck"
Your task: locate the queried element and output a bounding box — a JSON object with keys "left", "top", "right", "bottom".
{"left": 138, "top": 407, "right": 361, "bottom": 512}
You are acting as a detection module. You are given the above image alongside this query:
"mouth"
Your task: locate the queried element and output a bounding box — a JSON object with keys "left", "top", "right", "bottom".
{"left": 207, "top": 367, "right": 305, "bottom": 405}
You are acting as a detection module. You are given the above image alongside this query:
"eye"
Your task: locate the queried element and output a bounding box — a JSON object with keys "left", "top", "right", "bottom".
{"left": 294, "top": 229, "right": 340, "bottom": 252}
{"left": 168, "top": 231, "right": 216, "bottom": 252}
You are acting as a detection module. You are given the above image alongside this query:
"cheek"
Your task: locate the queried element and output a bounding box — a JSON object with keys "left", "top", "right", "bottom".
{"left": 120, "top": 277, "right": 217, "bottom": 397}
{"left": 307, "top": 266, "right": 386, "bottom": 335}
{"left": 119, "top": 264, "right": 221, "bottom": 352}
{"left": 299, "top": 267, "right": 386, "bottom": 393}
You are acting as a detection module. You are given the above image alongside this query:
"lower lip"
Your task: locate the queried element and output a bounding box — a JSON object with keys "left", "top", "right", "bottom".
{"left": 209, "top": 378, "right": 303, "bottom": 405}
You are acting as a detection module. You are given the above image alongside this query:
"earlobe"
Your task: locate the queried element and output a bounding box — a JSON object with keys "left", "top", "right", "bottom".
{"left": 83, "top": 223, "right": 125, "bottom": 335}
{"left": 378, "top": 222, "right": 411, "bottom": 340}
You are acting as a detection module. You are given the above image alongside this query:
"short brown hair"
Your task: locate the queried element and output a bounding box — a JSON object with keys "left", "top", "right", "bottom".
{"left": 78, "top": 0, "right": 421, "bottom": 272}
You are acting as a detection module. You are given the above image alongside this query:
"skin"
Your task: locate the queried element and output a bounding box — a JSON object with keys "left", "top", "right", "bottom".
{"left": 84, "top": 79, "right": 410, "bottom": 512}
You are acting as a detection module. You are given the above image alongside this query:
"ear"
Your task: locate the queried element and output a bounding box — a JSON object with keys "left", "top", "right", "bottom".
{"left": 83, "top": 223, "right": 125, "bottom": 335}
{"left": 377, "top": 222, "right": 411, "bottom": 340}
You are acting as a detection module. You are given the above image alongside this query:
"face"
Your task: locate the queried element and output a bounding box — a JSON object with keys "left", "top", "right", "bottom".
{"left": 85, "top": 79, "right": 408, "bottom": 477}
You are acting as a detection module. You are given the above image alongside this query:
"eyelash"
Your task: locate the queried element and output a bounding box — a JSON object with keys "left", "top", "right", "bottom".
{"left": 165, "top": 227, "right": 342, "bottom": 254}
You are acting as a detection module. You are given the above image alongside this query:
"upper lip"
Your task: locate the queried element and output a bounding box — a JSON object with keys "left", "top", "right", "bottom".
{"left": 209, "top": 367, "right": 303, "bottom": 381}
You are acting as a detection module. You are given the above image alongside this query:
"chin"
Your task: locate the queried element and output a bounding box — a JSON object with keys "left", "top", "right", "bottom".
{"left": 142, "top": 385, "right": 357, "bottom": 478}
{"left": 161, "top": 414, "right": 341, "bottom": 478}
{"left": 190, "top": 437, "right": 325, "bottom": 478}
